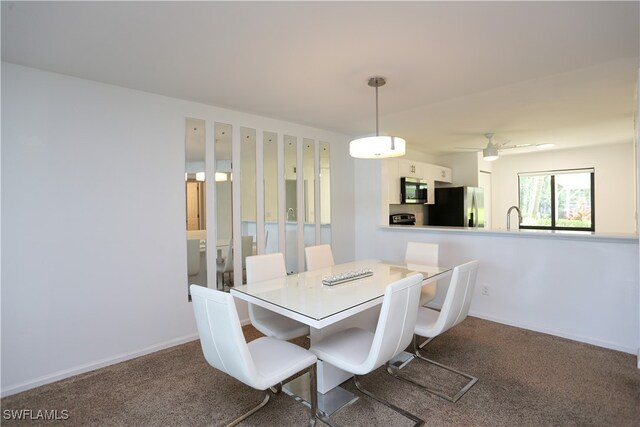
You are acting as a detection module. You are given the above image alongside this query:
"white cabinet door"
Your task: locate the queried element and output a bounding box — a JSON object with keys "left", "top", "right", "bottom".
{"left": 434, "top": 165, "right": 452, "bottom": 183}
{"left": 383, "top": 159, "right": 401, "bottom": 204}
{"left": 398, "top": 159, "right": 423, "bottom": 178}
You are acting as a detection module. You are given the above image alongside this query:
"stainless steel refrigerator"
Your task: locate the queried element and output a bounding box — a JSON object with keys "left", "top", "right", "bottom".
{"left": 427, "top": 187, "right": 485, "bottom": 228}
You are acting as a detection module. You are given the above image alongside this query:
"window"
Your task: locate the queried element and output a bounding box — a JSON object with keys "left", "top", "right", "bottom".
{"left": 518, "top": 169, "right": 594, "bottom": 231}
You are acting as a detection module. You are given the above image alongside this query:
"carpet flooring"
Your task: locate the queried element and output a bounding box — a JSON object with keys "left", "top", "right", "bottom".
{"left": 2, "top": 317, "right": 639, "bottom": 426}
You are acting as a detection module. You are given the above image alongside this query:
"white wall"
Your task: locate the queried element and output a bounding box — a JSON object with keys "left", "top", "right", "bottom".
{"left": 354, "top": 157, "right": 639, "bottom": 355}
{"left": 1, "top": 63, "right": 355, "bottom": 395}
{"left": 491, "top": 143, "right": 636, "bottom": 233}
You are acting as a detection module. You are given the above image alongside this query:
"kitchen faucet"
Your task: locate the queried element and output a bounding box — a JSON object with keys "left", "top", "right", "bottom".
{"left": 507, "top": 206, "right": 522, "bottom": 230}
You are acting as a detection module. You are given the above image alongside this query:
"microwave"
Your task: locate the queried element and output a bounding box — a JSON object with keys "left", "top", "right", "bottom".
{"left": 401, "top": 177, "right": 428, "bottom": 204}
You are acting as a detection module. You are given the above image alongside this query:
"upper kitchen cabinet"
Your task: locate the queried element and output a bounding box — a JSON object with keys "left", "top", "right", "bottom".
{"left": 425, "top": 164, "right": 452, "bottom": 183}
{"left": 384, "top": 158, "right": 401, "bottom": 204}
{"left": 397, "top": 159, "right": 424, "bottom": 178}
{"left": 381, "top": 159, "right": 452, "bottom": 208}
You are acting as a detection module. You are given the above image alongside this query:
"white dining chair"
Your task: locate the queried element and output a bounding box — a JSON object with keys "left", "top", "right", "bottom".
{"left": 304, "top": 244, "right": 335, "bottom": 271}
{"left": 190, "top": 285, "right": 318, "bottom": 426}
{"left": 187, "top": 239, "right": 201, "bottom": 276}
{"left": 404, "top": 242, "right": 439, "bottom": 307}
{"left": 387, "top": 260, "right": 480, "bottom": 403}
{"left": 217, "top": 238, "right": 234, "bottom": 289}
{"left": 309, "top": 273, "right": 425, "bottom": 426}
{"left": 246, "top": 253, "right": 310, "bottom": 340}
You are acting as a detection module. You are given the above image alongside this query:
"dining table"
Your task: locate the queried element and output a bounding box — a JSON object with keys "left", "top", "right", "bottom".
{"left": 231, "top": 259, "right": 452, "bottom": 415}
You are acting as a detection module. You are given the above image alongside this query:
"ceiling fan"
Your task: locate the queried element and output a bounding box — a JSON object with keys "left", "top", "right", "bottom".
{"left": 456, "top": 133, "right": 532, "bottom": 161}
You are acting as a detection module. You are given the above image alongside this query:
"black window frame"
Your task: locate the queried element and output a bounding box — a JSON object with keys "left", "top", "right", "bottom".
{"left": 518, "top": 168, "right": 595, "bottom": 232}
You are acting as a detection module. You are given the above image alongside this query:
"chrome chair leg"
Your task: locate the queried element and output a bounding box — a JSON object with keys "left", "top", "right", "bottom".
{"left": 353, "top": 375, "right": 425, "bottom": 427}
{"left": 308, "top": 363, "right": 318, "bottom": 427}
{"left": 416, "top": 335, "right": 435, "bottom": 350}
{"left": 386, "top": 335, "right": 477, "bottom": 403}
{"left": 226, "top": 390, "right": 270, "bottom": 427}
{"left": 270, "top": 382, "right": 283, "bottom": 394}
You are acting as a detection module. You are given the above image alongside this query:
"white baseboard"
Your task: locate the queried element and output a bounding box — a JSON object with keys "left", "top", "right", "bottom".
{"left": 468, "top": 310, "right": 638, "bottom": 355}
{"left": 1, "top": 333, "right": 200, "bottom": 398}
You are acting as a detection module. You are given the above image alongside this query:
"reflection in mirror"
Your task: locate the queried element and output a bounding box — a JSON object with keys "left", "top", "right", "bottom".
{"left": 320, "top": 141, "right": 331, "bottom": 245}
{"left": 284, "top": 135, "right": 298, "bottom": 273}
{"left": 214, "top": 122, "right": 233, "bottom": 291}
{"left": 303, "top": 139, "right": 316, "bottom": 251}
{"left": 240, "top": 127, "right": 257, "bottom": 284}
{"left": 185, "top": 118, "right": 207, "bottom": 299}
{"left": 264, "top": 131, "right": 279, "bottom": 254}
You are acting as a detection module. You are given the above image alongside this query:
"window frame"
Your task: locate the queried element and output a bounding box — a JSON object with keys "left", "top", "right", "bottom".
{"left": 518, "top": 168, "right": 595, "bottom": 232}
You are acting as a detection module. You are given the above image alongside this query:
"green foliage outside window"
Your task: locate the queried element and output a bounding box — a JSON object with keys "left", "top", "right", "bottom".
{"left": 518, "top": 170, "right": 593, "bottom": 231}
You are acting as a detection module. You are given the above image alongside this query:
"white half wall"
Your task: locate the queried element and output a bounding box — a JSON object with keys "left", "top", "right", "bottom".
{"left": 1, "top": 63, "right": 355, "bottom": 396}
{"left": 354, "top": 157, "right": 639, "bottom": 355}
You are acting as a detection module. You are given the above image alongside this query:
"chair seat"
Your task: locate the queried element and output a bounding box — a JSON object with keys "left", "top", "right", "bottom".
{"left": 247, "top": 337, "right": 317, "bottom": 390}
{"left": 252, "top": 309, "right": 310, "bottom": 341}
{"left": 414, "top": 307, "right": 441, "bottom": 338}
{"left": 310, "top": 327, "right": 375, "bottom": 375}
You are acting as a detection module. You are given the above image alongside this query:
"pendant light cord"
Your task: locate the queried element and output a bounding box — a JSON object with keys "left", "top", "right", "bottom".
{"left": 375, "top": 85, "right": 379, "bottom": 137}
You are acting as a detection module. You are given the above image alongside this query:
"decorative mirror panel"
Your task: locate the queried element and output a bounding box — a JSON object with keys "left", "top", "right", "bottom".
{"left": 284, "top": 135, "right": 298, "bottom": 273}
{"left": 320, "top": 141, "right": 331, "bottom": 245}
{"left": 240, "top": 127, "right": 257, "bottom": 284}
{"left": 303, "top": 139, "right": 316, "bottom": 251}
{"left": 214, "top": 122, "right": 233, "bottom": 291}
{"left": 185, "top": 118, "right": 207, "bottom": 300}
{"left": 263, "top": 131, "right": 279, "bottom": 254}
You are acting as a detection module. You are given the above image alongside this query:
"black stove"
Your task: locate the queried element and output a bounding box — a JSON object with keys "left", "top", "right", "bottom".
{"left": 389, "top": 213, "right": 416, "bottom": 226}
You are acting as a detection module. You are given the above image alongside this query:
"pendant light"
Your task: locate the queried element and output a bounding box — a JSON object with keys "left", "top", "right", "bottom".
{"left": 349, "top": 77, "right": 406, "bottom": 159}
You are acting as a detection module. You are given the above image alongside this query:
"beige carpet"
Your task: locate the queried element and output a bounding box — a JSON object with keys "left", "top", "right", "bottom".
{"left": 2, "top": 317, "right": 639, "bottom": 426}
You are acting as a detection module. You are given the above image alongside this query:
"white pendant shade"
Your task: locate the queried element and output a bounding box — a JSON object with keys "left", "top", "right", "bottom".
{"left": 350, "top": 136, "right": 406, "bottom": 159}
{"left": 350, "top": 76, "right": 406, "bottom": 159}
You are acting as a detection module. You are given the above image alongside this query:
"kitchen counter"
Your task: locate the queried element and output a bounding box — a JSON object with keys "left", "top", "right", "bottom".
{"left": 383, "top": 225, "right": 638, "bottom": 244}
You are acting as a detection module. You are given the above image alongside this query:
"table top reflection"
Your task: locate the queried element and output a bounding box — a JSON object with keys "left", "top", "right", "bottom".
{"left": 231, "top": 259, "right": 451, "bottom": 329}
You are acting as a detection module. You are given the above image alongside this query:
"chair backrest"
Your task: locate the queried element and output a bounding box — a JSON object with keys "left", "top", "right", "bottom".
{"left": 189, "top": 285, "right": 259, "bottom": 388}
{"left": 246, "top": 253, "right": 287, "bottom": 283}
{"left": 404, "top": 242, "right": 439, "bottom": 265}
{"left": 245, "top": 253, "right": 288, "bottom": 324}
{"left": 219, "top": 238, "right": 233, "bottom": 273}
{"left": 360, "top": 273, "right": 423, "bottom": 374}
{"left": 187, "top": 239, "right": 201, "bottom": 276}
{"left": 305, "top": 244, "right": 335, "bottom": 271}
{"left": 241, "top": 236, "right": 254, "bottom": 269}
{"left": 432, "top": 260, "right": 479, "bottom": 335}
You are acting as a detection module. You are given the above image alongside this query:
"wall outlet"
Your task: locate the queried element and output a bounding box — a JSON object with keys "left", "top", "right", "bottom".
{"left": 481, "top": 285, "right": 490, "bottom": 296}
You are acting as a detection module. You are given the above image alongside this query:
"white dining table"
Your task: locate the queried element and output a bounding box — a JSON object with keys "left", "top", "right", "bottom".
{"left": 231, "top": 259, "right": 452, "bottom": 403}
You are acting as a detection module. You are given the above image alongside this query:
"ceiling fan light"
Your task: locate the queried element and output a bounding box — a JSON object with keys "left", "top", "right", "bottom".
{"left": 350, "top": 135, "right": 406, "bottom": 159}
{"left": 483, "top": 145, "right": 499, "bottom": 161}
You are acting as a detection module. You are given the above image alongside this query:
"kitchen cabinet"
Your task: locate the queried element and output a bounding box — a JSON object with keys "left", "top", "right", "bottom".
{"left": 427, "top": 164, "right": 452, "bottom": 183}
{"left": 397, "top": 159, "right": 424, "bottom": 178}
{"left": 423, "top": 164, "right": 452, "bottom": 205}
{"left": 382, "top": 159, "right": 452, "bottom": 206}
{"left": 384, "top": 158, "right": 401, "bottom": 204}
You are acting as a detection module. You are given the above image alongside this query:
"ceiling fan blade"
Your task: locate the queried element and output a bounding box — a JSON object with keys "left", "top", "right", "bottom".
{"left": 498, "top": 143, "right": 533, "bottom": 150}
{"left": 453, "top": 147, "right": 482, "bottom": 151}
